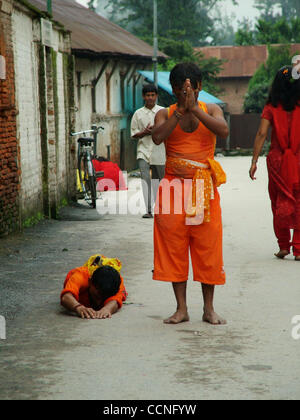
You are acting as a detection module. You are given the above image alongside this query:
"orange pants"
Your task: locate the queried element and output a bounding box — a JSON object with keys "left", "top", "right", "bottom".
{"left": 153, "top": 180, "right": 225, "bottom": 285}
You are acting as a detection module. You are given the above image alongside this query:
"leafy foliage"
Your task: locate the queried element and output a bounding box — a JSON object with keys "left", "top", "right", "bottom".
{"left": 236, "top": 17, "right": 300, "bottom": 45}
{"left": 244, "top": 45, "right": 297, "bottom": 113}
{"left": 254, "top": 0, "right": 300, "bottom": 21}
{"left": 90, "top": 0, "right": 231, "bottom": 95}
{"left": 244, "top": 83, "right": 270, "bottom": 113}
{"left": 103, "top": 0, "right": 232, "bottom": 47}
{"left": 235, "top": 0, "right": 300, "bottom": 46}
{"left": 87, "top": 0, "right": 96, "bottom": 11}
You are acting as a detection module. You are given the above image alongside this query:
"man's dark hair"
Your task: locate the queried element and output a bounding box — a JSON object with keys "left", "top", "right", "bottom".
{"left": 169, "top": 62, "right": 203, "bottom": 90}
{"left": 91, "top": 266, "right": 121, "bottom": 299}
{"left": 267, "top": 65, "right": 300, "bottom": 111}
{"left": 142, "top": 84, "right": 158, "bottom": 95}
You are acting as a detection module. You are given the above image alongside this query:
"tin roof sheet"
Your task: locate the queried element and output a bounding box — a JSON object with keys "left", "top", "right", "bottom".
{"left": 196, "top": 44, "right": 300, "bottom": 78}
{"left": 28, "top": 0, "right": 167, "bottom": 60}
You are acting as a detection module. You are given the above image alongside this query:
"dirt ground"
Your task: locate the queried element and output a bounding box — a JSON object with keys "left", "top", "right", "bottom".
{"left": 0, "top": 156, "right": 299, "bottom": 401}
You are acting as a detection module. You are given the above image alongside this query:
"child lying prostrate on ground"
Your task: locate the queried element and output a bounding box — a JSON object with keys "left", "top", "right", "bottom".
{"left": 60, "top": 254, "right": 127, "bottom": 319}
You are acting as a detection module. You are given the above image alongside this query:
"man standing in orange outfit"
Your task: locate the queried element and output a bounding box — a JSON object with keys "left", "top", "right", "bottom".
{"left": 152, "top": 63, "right": 229, "bottom": 325}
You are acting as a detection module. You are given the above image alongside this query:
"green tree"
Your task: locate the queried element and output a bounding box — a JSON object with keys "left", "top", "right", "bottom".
{"left": 244, "top": 45, "right": 296, "bottom": 113}
{"left": 92, "top": 0, "right": 230, "bottom": 95}
{"left": 87, "top": 0, "right": 96, "bottom": 11}
{"left": 254, "top": 0, "right": 300, "bottom": 20}
{"left": 210, "top": 9, "right": 236, "bottom": 46}
{"left": 100, "top": 0, "right": 236, "bottom": 47}
{"left": 235, "top": 0, "right": 300, "bottom": 45}
{"left": 235, "top": 18, "right": 256, "bottom": 46}
{"left": 244, "top": 83, "right": 270, "bottom": 113}
{"left": 154, "top": 35, "right": 225, "bottom": 96}
{"left": 235, "top": 16, "right": 300, "bottom": 45}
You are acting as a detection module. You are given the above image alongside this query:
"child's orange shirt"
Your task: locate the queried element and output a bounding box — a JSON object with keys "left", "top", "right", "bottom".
{"left": 60, "top": 266, "right": 127, "bottom": 309}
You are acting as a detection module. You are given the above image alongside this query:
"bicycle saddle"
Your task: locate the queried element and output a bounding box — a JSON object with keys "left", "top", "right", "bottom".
{"left": 77, "top": 137, "right": 95, "bottom": 144}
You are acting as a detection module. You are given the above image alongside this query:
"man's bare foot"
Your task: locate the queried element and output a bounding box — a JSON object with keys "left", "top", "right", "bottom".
{"left": 164, "top": 310, "right": 190, "bottom": 324}
{"left": 275, "top": 250, "right": 289, "bottom": 259}
{"left": 202, "top": 310, "right": 226, "bottom": 325}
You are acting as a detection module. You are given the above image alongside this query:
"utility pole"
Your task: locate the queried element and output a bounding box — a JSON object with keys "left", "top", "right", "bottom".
{"left": 153, "top": 0, "right": 158, "bottom": 88}
{"left": 47, "top": 0, "right": 52, "bottom": 16}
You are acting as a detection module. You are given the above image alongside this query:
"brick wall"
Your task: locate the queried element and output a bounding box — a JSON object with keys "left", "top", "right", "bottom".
{"left": 1, "top": 1, "right": 75, "bottom": 236}
{"left": 0, "top": 1, "right": 20, "bottom": 236}
{"left": 216, "top": 78, "right": 251, "bottom": 115}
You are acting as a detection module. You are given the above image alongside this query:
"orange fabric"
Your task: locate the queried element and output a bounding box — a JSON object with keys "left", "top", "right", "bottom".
{"left": 153, "top": 101, "right": 226, "bottom": 285}
{"left": 153, "top": 189, "right": 225, "bottom": 284}
{"left": 60, "top": 266, "right": 127, "bottom": 308}
{"left": 166, "top": 102, "right": 216, "bottom": 164}
{"left": 165, "top": 156, "right": 226, "bottom": 222}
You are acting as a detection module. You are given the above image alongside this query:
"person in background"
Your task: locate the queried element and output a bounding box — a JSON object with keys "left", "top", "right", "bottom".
{"left": 131, "top": 84, "right": 165, "bottom": 218}
{"left": 250, "top": 65, "right": 300, "bottom": 261}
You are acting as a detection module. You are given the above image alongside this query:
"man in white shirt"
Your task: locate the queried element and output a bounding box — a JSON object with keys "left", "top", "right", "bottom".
{"left": 131, "top": 84, "right": 166, "bottom": 218}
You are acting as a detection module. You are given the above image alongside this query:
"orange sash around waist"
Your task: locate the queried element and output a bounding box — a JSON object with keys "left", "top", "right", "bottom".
{"left": 166, "top": 156, "right": 226, "bottom": 223}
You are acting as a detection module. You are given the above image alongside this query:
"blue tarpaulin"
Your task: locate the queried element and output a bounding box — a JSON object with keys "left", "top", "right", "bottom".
{"left": 138, "top": 71, "right": 224, "bottom": 104}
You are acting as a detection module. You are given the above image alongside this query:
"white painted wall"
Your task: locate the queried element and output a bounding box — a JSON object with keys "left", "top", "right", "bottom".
{"left": 12, "top": 5, "right": 72, "bottom": 220}
{"left": 75, "top": 56, "right": 151, "bottom": 164}
{"left": 12, "top": 8, "right": 43, "bottom": 216}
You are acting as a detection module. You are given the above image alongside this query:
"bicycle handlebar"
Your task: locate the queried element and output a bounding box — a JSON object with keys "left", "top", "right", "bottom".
{"left": 71, "top": 126, "right": 104, "bottom": 136}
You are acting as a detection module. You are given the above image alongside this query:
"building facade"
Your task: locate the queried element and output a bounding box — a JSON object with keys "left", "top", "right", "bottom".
{"left": 0, "top": 0, "right": 19, "bottom": 235}
{"left": 196, "top": 44, "right": 300, "bottom": 114}
{"left": 0, "top": 0, "right": 75, "bottom": 235}
{"left": 30, "top": 0, "right": 166, "bottom": 171}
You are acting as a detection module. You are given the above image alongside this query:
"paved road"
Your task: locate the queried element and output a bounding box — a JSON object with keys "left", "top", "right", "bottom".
{"left": 0, "top": 157, "right": 299, "bottom": 400}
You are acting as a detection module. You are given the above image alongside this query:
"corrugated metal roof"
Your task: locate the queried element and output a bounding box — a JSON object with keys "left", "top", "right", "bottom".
{"left": 195, "top": 45, "right": 267, "bottom": 78}
{"left": 28, "top": 0, "right": 167, "bottom": 61}
{"left": 196, "top": 44, "right": 300, "bottom": 78}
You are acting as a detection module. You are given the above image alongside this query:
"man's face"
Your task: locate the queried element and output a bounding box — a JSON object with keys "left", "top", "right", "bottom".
{"left": 89, "top": 283, "right": 104, "bottom": 307}
{"left": 143, "top": 91, "right": 158, "bottom": 108}
{"left": 172, "top": 80, "right": 201, "bottom": 103}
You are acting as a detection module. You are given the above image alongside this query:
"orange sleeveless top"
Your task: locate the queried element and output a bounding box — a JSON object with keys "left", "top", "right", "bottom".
{"left": 162, "top": 102, "right": 226, "bottom": 223}
{"left": 165, "top": 101, "right": 216, "bottom": 166}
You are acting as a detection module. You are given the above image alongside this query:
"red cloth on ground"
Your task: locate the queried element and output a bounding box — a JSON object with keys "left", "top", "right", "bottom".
{"left": 262, "top": 104, "right": 300, "bottom": 229}
{"left": 92, "top": 160, "right": 127, "bottom": 191}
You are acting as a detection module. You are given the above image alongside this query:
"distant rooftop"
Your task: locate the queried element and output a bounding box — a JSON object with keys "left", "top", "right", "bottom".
{"left": 195, "top": 44, "right": 300, "bottom": 78}
{"left": 28, "top": 0, "right": 167, "bottom": 62}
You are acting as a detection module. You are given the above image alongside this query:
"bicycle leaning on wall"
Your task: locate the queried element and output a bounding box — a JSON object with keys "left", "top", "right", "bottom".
{"left": 71, "top": 125, "right": 104, "bottom": 209}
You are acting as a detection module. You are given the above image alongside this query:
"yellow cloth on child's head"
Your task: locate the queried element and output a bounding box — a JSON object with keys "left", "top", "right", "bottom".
{"left": 83, "top": 254, "right": 122, "bottom": 277}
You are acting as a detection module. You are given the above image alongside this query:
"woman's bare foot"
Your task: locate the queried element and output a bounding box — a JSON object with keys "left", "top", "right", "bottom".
{"left": 164, "top": 310, "right": 190, "bottom": 324}
{"left": 202, "top": 310, "right": 226, "bottom": 325}
{"left": 295, "top": 256, "right": 300, "bottom": 261}
{"left": 274, "top": 250, "right": 289, "bottom": 259}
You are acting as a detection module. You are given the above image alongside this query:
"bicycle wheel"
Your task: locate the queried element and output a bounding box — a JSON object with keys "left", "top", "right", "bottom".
{"left": 88, "top": 175, "right": 97, "bottom": 208}
{"left": 83, "top": 159, "right": 97, "bottom": 208}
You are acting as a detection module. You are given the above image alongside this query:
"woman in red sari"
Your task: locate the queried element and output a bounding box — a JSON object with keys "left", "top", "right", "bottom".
{"left": 250, "top": 65, "right": 300, "bottom": 260}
